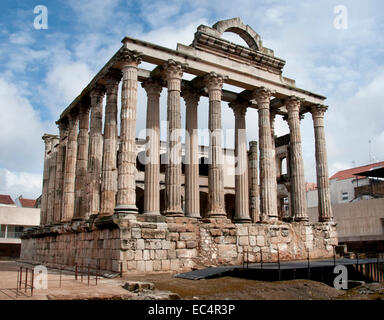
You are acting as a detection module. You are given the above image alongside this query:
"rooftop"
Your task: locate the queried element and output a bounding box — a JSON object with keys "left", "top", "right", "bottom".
{"left": 329, "top": 161, "right": 384, "bottom": 181}
{"left": 0, "top": 194, "right": 15, "bottom": 206}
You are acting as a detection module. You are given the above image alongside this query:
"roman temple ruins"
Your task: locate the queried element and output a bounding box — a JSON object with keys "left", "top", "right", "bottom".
{"left": 21, "top": 18, "right": 337, "bottom": 273}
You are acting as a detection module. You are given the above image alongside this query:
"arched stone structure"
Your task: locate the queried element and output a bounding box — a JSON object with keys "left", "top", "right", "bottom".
{"left": 212, "top": 17, "right": 263, "bottom": 51}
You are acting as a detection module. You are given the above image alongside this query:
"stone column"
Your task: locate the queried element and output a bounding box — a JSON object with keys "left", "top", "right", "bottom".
{"left": 285, "top": 96, "right": 308, "bottom": 221}
{"left": 248, "top": 141, "right": 260, "bottom": 222}
{"left": 205, "top": 72, "right": 226, "bottom": 217}
{"left": 53, "top": 122, "right": 68, "bottom": 224}
{"left": 253, "top": 87, "right": 278, "bottom": 221}
{"left": 164, "top": 60, "right": 185, "bottom": 216}
{"left": 115, "top": 50, "right": 142, "bottom": 216}
{"left": 230, "top": 102, "right": 250, "bottom": 223}
{"left": 86, "top": 85, "right": 105, "bottom": 218}
{"left": 182, "top": 88, "right": 201, "bottom": 218}
{"left": 40, "top": 135, "right": 53, "bottom": 225}
{"left": 142, "top": 79, "right": 163, "bottom": 216}
{"left": 74, "top": 102, "right": 90, "bottom": 220}
{"left": 100, "top": 70, "right": 121, "bottom": 217}
{"left": 47, "top": 137, "right": 59, "bottom": 225}
{"left": 311, "top": 105, "right": 333, "bottom": 222}
{"left": 61, "top": 111, "right": 79, "bottom": 223}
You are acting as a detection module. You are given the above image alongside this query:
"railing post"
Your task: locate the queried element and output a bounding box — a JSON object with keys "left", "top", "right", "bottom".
{"left": 31, "top": 268, "right": 34, "bottom": 297}
{"left": 307, "top": 248, "right": 310, "bottom": 280}
{"left": 16, "top": 268, "right": 19, "bottom": 298}
{"left": 25, "top": 268, "right": 28, "bottom": 292}
{"left": 19, "top": 267, "right": 22, "bottom": 290}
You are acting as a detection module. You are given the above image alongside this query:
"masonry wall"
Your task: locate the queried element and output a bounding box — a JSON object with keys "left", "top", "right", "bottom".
{"left": 308, "top": 198, "right": 384, "bottom": 242}
{"left": 20, "top": 217, "right": 337, "bottom": 274}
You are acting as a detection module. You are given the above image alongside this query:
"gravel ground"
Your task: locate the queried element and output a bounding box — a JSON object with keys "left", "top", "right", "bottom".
{"left": 0, "top": 260, "right": 382, "bottom": 300}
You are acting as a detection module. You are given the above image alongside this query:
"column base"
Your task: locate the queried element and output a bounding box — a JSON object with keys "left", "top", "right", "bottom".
{"left": 143, "top": 210, "right": 161, "bottom": 216}
{"left": 185, "top": 213, "right": 202, "bottom": 219}
{"left": 164, "top": 211, "right": 184, "bottom": 217}
{"left": 295, "top": 216, "right": 309, "bottom": 222}
{"left": 207, "top": 212, "right": 227, "bottom": 218}
{"left": 234, "top": 217, "right": 252, "bottom": 223}
{"left": 114, "top": 204, "right": 138, "bottom": 215}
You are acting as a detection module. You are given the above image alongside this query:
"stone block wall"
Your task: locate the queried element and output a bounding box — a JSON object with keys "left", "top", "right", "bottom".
{"left": 20, "top": 216, "right": 337, "bottom": 274}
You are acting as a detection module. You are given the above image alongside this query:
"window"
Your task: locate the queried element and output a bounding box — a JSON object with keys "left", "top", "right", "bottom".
{"left": 341, "top": 192, "right": 349, "bottom": 201}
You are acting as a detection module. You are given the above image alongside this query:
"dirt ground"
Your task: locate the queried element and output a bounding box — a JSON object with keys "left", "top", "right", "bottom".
{"left": 0, "top": 260, "right": 383, "bottom": 300}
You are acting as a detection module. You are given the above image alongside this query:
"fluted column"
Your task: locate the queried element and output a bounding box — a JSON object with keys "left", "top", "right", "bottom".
{"left": 253, "top": 87, "right": 278, "bottom": 221}
{"left": 40, "top": 135, "right": 53, "bottom": 225}
{"left": 142, "top": 79, "right": 163, "bottom": 215}
{"left": 61, "top": 111, "right": 79, "bottom": 222}
{"left": 53, "top": 122, "right": 68, "bottom": 224}
{"left": 86, "top": 85, "right": 105, "bottom": 218}
{"left": 285, "top": 96, "right": 307, "bottom": 221}
{"left": 164, "top": 60, "right": 185, "bottom": 216}
{"left": 115, "top": 50, "right": 142, "bottom": 216}
{"left": 100, "top": 70, "right": 121, "bottom": 216}
{"left": 230, "top": 103, "right": 251, "bottom": 223}
{"left": 182, "top": 88, "right": 201, "bottom": 218}
{"left": 74, "top": 102, "right": 90, "bottom": 220}
{"left": 311, "top": 105, "right": 333, "bottom": 222}
{"left": 205, "top": 72, "right": 226, "bottom": 217}
{"left": 47, "top": 137, "right": 59, "bottom": 225}
{"left": 248, "top": 141, "right": 260, "bottom": 222}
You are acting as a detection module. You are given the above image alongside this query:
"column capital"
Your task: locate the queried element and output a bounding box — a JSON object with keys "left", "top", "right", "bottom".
{"left": 79, "top": 100, "right": 91, "bottom": 114}
{"left": 104, "top": 68, "right": 122, "bottom": 88}
{"left": 253, "top": 87, "right": 272, "bottom": 106}
{"left": 181, "top": 87, "right": 201, "bottom": 106}
{"left": 311, "top": 104, "right": 328, "bottom": 118}
{"left": 229, "top": 101, "right": 247, "bottom": 118}
{"left": 249, "top": 140, "right": 258, "bottom": 151}
{"left": 68, "top": 108, "right": 79, "bottom": 121}
{"left": 141, "top": 78, "right": 164, "bottom": 96}
{"left": 57, "top": 121, "right": 69, "bottom": 138}
{"left": 116, "top": 47, "right": 142, "bottom": 67}
{"left": 90, "top": 84, "right": 106, "bottom": 99}
{"left": 285, "top": 96, "right": 303, "bottom": 113}
{"left": 204, "top": 72, "right": 225, "bottom": 91}
{"left": 163, "top": 59, "right": 187, "bottom": 81}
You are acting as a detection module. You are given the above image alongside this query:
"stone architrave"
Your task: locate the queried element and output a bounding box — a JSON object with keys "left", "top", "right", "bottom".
{"left": 53, "top": 122, "right": 68, "bottom": 224}
{"left": 142, "top": 79, "right": 163, "bottom": 216}
{"left": 40, "top": 135, "right": 53, "bottom": 225}
{"left": 163, "top": 60, "right": 186, "bottom": 217}
{"left": 86, "top": 85, "right": 105, "bottom": 218}
{"left": 205, "top": 72, "right": 226, "bottom": 217}
{"left": 74, "top": 102, "right": 90, "bottom": 220}
{"left": 229, "top": 102, "right": 250, "bottom": 223}
{"left": 248, "top": 141, "right": 260, "bottom": 222}
{"left": 182, "top": 88, "right": 201, "bottom": 218}
{"left": 253, "top": 87, "right": 278, "bottom": 221}
{"left": 100, "top": 69, "right": 122, "bottom": 217}
{"left": 47, "top": 137, "right": 59, "bottom": 225}
{"left": 311, "top": 105, "right": 333, "bottom": 222}
{"left": 61, "top": 111, "right": 79, "bottom": 223}
{"left": 115, "top": 49, "right": 142, "bottom": 217}
{"left": 285, "top": 96, "right": 308, "bottom": 221}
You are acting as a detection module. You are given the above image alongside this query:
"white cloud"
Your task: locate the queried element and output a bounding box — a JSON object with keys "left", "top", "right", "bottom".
{"left": 0, "top": 169, "right": 42, "bottom": 200}
{"left": 40, "top": 62, "right": 93, "bottom": 118}
{"left": 0, "top": 77, "right": 49, "bottom": 173}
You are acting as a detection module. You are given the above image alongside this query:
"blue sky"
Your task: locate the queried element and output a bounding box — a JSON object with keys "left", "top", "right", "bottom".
{"left": 0, "top": 0, "right": 384, "bottom": 199}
